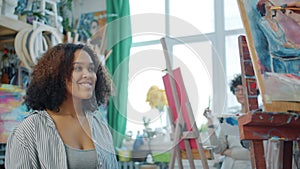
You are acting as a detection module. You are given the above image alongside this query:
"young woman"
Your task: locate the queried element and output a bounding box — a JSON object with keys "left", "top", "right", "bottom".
{"left": 5, "top": 43, "right": 118, "bottom": 168}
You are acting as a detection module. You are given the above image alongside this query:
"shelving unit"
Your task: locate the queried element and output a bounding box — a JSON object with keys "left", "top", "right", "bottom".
{"left": 0, "top": 16, "right": 32, "bottom": 36}
{"left": 0, "top": 15, "right": 63, "bottom": 45}
{"left": 0, "top": 15, "right": 63, "bottom": 167}
{"left": 0, "top": 16, "right": 32, "bottom": 52}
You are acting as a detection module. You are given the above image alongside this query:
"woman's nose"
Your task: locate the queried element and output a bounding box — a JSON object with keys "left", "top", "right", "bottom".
{"left": 82, "top": 69, "right": 91, "bottom": 78}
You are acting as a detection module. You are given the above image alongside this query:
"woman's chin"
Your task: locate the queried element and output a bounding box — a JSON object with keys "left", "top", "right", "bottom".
{"left": 238, "top": 98, "right": 245, "bottom": 105}
{"left": 72, "top": 93, "right": 93, "bottom": 100}
{"left": 82, "top": 94, "right": 93, "bottom": 100}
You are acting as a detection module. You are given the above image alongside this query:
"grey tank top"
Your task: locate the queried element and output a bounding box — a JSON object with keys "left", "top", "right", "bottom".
{"left": 65, "top": 144, "right": 97, "bottom": 169}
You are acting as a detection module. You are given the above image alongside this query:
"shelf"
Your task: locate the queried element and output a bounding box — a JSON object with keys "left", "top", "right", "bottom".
{"left": 0, "top": 15, "right": 63, "bottom": 47}
{"left": 238, "top": 111, "right": 300, "bottom": 140}
{"left": 0, "top": 15, "right": 32, "bottom": 36}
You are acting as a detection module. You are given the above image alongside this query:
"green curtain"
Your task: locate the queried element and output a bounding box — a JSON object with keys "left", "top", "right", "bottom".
{"left": 105, "top": 0, "right": 132, "bottom": 148}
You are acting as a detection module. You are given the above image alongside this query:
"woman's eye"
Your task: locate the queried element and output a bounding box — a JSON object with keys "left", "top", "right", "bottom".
{"left": 74, "top": 66, "right": 82, "bottom": 71}
{"left": 88, "top": 67, "right": 95, "bottom": 72}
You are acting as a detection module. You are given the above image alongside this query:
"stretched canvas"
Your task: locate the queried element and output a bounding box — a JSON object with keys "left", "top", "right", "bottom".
{"left": 77, "top": 10, "right": 106, "bottom": 42}
{"left": 237, "top": 0, "right": 300, "bottom": 111}
{"left": 163, "top": 67, "right": 198, "bottom": 150}
{"left": 0, "top": 84, "right": 29, "bottom": 143}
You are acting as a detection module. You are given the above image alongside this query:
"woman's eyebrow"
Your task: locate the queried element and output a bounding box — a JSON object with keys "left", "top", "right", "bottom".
{"left": 73, "top": 62, "right": 94, "bottom": 65}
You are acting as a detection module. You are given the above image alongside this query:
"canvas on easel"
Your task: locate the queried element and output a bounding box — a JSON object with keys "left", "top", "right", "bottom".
{"left": 237, "top": 0, "right": 300, "bottom": 112}
{"left": 160, "top": 37, "right": 212, "bottom": 169}
{"left": 162, "top": 68, "right": 199, "bottom": 151}
{"left": 162, "top": 68, "right": 212, "bottom": 169}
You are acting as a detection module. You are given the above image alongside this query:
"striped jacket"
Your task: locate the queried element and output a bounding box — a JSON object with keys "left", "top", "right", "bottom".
{"left": 5, "top": 110, "right": 118, "bottom": 169}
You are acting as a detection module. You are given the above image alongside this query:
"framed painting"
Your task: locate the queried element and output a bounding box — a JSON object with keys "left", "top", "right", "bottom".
{"left": 237, "top": 0, "right": 300, "bottom": 112}
{"left": 76, "top": 10, "right": 106, "bottom": 42}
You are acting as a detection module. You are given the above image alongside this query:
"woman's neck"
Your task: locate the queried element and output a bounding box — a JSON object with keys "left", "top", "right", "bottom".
{"left": 57, "top": 96, "right": 84, "bottom": 117}
{"left": 240, "top": 104, "right": 246, "bottom": 114}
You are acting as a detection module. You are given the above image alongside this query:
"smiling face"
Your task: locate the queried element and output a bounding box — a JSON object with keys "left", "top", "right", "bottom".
{"left": 66, "top": 49, "right": 97, "bottom": 100}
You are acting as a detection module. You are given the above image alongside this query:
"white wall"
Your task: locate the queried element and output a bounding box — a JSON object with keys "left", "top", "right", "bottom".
{"left": 73, "top": 0, "right": 106, "bottom": 21}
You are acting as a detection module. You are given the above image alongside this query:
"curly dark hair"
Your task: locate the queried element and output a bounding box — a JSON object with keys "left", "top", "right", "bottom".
{"left": 25, "top": 43, "right": 112, "bottom": 112}
{"left": 230, "top": 74, "right": 242, "bottom": 95}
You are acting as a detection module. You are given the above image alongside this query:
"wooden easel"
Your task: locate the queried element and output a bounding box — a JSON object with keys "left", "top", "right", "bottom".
{"left": 238, "top": 35, "right": 300, "bottom": 169}
{"left": 160, "top": 37, "right": 210, "bottom": 169}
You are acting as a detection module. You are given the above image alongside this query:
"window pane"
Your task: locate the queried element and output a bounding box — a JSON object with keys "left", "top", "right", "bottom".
{"left": 127, "top": 45, "right": 167, "bottom": 137}
{"left": 226, "top": 35, "right": 242, "bottom": 110}
{"left": 224, "top": 0, "right": 244, "bottom": 30}
{"left": 225, "top": 34, "right": 263, "bottom": 112}
{"left": 130, "top": 0, "right": 165, "bottom": 43}
{"left": 173, "top": 41, "right": 213, "bottom": 127}
{"left": 130, "top": 0, "right": 164, "bottom": 15}
{"left": 170, "top": 0, "right": 214, "bottom": 36}
{"left": 132, "top": 34, "right": 163, "bottom": 44}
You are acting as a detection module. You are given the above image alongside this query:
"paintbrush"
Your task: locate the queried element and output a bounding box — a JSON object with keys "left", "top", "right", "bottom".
{"left": 270, "top": 6, "right": 300, "bottom": 11}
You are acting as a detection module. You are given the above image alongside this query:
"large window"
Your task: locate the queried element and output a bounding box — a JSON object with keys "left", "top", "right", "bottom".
{"left": 173, "top": 42, "right": 213, "bottom": 127}
{"left": 127, "top": 0, "right": 245, "bottom": 137}
{"left": 224, "top": 0, "right": 244, "bottom": 30}
{"left": 130, "top": 0, "right": 165, "bottom": 43}
{"left": 127, "top": 45, "right": 166, "bottom": 133}
{"left": 170, "top": 0, "right": 215, "bottom": 35}
{"left": 225, "top": 35, "right": 243, "bottom": 109}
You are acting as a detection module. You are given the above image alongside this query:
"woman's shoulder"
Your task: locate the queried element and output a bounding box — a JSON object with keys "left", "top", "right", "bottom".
{"left": 10, "top": 110, "right": 50, "bottom": 138}
{"left": 19, "top": 110, "right": 48, "bottom": 124}
{"left": 89, "top": 111, "right": 112, "bottom": 136}
{"left": 88, "top": 110, "right": 108, "bottom": 124}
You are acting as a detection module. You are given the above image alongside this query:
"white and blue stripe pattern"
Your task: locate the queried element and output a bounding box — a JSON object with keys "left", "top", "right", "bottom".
{"left": 5, "top": 110, "right": 118, "bottom": 169}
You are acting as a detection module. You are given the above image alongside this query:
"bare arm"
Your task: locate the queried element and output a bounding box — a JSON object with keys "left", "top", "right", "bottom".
{"left": 222, "top": 147, "right": 251, "bottom": 160}
{"left": 203, "top": 109, "right": 228, "bottom": 154}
